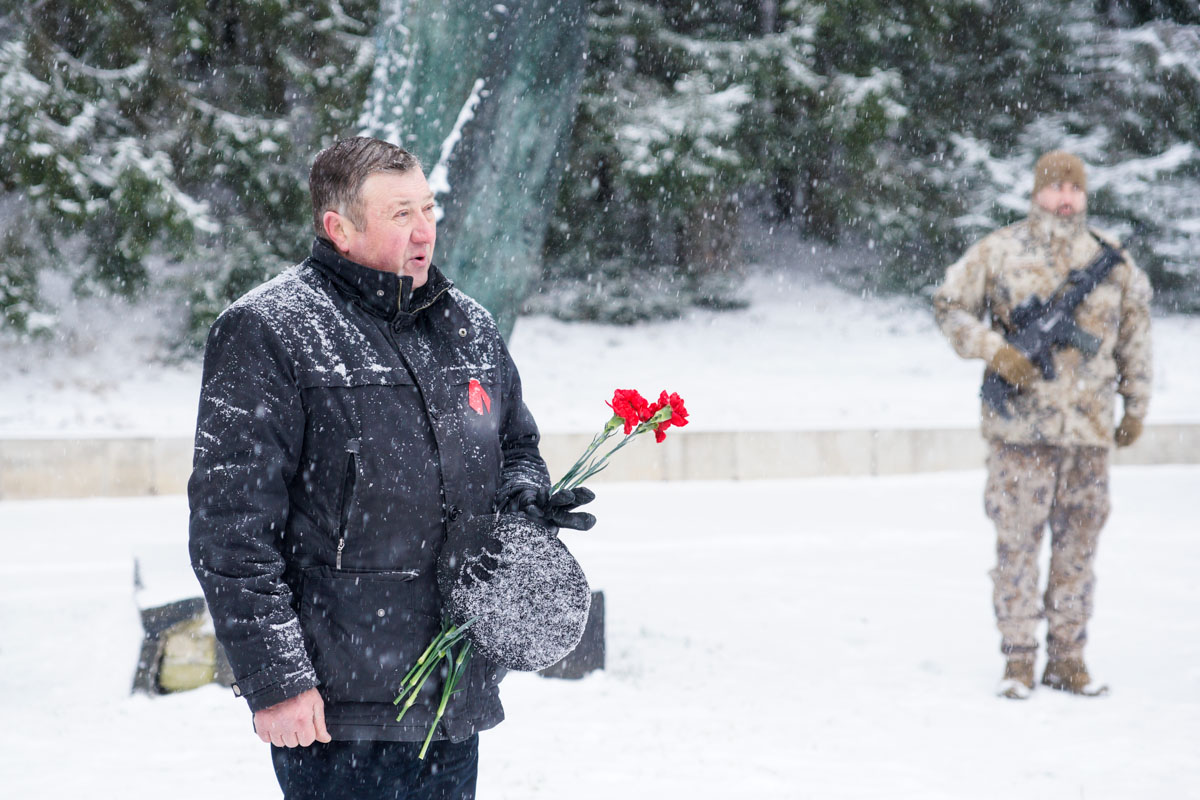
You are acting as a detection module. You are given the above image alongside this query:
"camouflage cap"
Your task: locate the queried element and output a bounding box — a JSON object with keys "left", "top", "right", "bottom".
{"left": 1033, "top": 151, "right": 1087, "bottom": 195}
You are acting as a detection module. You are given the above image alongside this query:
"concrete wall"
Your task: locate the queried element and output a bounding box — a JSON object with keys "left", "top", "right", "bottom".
{"left": 2, "top": 424, "right": 1197, "bottom": 500}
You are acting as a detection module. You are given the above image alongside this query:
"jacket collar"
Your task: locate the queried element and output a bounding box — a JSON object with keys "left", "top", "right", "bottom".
{"left": 309, "top": 237, "right": 452, "bottom": 321}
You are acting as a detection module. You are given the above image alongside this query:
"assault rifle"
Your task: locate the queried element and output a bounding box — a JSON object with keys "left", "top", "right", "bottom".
{"left": 982, "top": 228, "right": 1141, "bottom": 418}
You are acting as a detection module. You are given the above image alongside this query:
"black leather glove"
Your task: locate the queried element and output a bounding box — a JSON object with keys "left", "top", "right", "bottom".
{"left": 506, "top": 486, "right": 597, "bottom": 531}
{"left": 494, "top": 478, "right": 542, "bottom": 516}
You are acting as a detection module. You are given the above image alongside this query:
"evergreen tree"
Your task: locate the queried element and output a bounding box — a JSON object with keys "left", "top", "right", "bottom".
{"left": 871, "top": 0, "right": 1200, "bottom": 305}
{"left": 4, "top": 0, "right": 1197, "bottom": 335}
{"left": 1080, "top": 9, "right": 1200, "bottom": 309}
{"left": 541, "top": 0, "right": 759, "bottom": 321}
{"left": 0, "top": 0, "right": 377, "bottom": 338}
{"left": 546, "top": 0, "right": 1199, "bottom": 313}
{"left": 847, "top": 0, "right": 1075, "bottom": 290}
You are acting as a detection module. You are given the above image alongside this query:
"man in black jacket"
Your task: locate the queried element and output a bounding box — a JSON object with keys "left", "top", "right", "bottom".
{"left": 189, "top": 137, "right": 583, "bottom": 799}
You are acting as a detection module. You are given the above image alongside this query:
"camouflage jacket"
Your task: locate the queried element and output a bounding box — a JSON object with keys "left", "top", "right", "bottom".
{"left": 933, "top": 204, "right": 1153, "bottom": 447}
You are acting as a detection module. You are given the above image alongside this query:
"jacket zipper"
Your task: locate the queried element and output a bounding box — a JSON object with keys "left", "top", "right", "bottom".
{"left": 396, "top": 282, "right": 452, "bottom": 320}
{"left": 336, "top": 438, "right": 360, "bottom": 570}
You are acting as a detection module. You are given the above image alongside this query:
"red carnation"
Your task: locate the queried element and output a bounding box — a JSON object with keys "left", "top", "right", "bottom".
{"left": 646, "top": 391, "right": 689, "bottom": 443}
{"left": 552, "top": 387, "right": 693, "bottom": 493}
{"left": 607, "top": 388, "right": 650, "bottom": 434}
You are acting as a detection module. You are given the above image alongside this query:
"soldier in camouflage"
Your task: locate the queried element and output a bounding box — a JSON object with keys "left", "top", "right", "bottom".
{"left": 933, "top": 151, "right": 1153, "bottom": 699}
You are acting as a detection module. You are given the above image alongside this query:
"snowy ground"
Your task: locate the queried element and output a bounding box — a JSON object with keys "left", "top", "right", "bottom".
{"left": 2, "top": 468, "right": 1198, "bottom": 799}
{"left": 2, "top": 259, "right": 1198, "bottom": 437}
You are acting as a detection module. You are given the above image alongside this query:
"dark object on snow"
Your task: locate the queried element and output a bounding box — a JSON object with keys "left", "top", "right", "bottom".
{"left": 131, "top": 596, "right": 233, "bottom": 695}
{"left": 538, "top": 591, "right": 605, "bottom": 680}
{"left": 437, "top": 512, "right": 591, "bottom": 672}
{"left": 982, "top": 229, "right": 1138, "bottom": 417}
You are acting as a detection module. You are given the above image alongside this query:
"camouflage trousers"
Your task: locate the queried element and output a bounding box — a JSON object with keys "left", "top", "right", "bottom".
{"left": 984, "top": 442, "right": 1110, "bottom": 661}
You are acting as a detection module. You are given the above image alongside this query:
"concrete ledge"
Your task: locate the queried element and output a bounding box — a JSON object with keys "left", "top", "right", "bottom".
{"left": 1, "top": 424, "right": 1197, "bottom": 500}
{"left": 0, "top": 437, "right": 193, "bottom": 500}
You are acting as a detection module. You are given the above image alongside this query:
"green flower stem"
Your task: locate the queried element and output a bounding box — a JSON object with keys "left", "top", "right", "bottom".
{"left": 553, "top": 409, "right": 671, "bottom": 494}
{"left": 394, "top": 618, "right": 477, "bottom": 724}
{"left": 552, "top": 425, "right": 617, "bottom": 493}
{"left": 397, "top": 629, "right": 449, "bottom": 693}
{"left": 554, "top": 434, "right": 604, "bottom": 484}
{"left": 396, "top": 632, "right": 451, "bottom": 702}
{"left": 394, "top": 657, "right": 439, "bottom": 722}
{"left": 418, "top": 651, "right": 454, "bottom": 760}
{"left": 571, "top": 432, "right": 638, "bottom": 484}
{"left": 418, "top": 640, "right": 474, "bottom": 761}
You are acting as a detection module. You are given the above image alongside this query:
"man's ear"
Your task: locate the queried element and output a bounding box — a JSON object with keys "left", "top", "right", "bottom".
{"left": 322, "top": 210, "right": 354, "bottom": 252}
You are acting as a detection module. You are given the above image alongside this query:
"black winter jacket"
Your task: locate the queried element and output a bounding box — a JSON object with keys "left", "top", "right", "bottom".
{"left": 188, "top": 239, "right": 549, "bottom": 742}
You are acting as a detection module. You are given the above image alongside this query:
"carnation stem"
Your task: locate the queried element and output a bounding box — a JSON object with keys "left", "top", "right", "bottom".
{"left": 397, "top": 630, "right": 448, "bottom": 692}
{"left": 417, "top": 651, "right": 453, "bottom": 760}
{"left": 397, "top": 627, "right": 452, "bottom": 699}
{"left": 394, "top": 618, "right": 477, "bottom": 725}
{"left": 417, "top": 640, "right": 474, "bottom": 760}
{"left": 552, "top": 427, "right": 615, "bottom": 493}
{"left": 555, "top": 420, "right": 661, "bottom": 493}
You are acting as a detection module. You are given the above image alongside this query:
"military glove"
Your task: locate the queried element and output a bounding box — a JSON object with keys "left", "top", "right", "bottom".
{"left": 1115, "top": 414, "right": 1143, "bottom": 448}
{"left": 989, "top": 343, "right": 1039, "bottom": 388}
{"left": 508, "top": 486, "right": 597, "bottom": 532}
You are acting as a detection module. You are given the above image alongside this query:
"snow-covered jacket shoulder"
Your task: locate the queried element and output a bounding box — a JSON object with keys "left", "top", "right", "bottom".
{"left": 188, "top": 243, "right": 548, "bottom": 742}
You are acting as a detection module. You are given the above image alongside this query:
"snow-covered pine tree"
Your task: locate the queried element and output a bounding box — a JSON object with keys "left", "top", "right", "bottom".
{"left": 840, "top": 0, "right": 1073, "bottom": 292}
{"left": 0, "top": 0, "right": 377, "bottom": 338}
{"left": 0, "top": 3, "right": 202, "bottom": 331}
{"left": 544, "top": 0, "right": 1199, "bottom": 313}
{"left": 1075, "top": 10, "right": 1200, "bottom": 311}
{"left": 540, "top": 0, "right": 758, "bottom": 321}
{"left": 542, "top": 0, "right": 1076, "bottom": 311}
{"left": 870, "top": 0, "right": 1200, "bottom": 307}
{"left": 4, "top": 0, "right": 1196, "bottom": 334}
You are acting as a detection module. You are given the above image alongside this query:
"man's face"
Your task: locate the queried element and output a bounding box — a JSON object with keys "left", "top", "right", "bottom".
{"left": 336, "top": 169, "right": 437, "bottom": 287}
{"left": 1034, "top": 181, "right": 1086, "bottom": 218}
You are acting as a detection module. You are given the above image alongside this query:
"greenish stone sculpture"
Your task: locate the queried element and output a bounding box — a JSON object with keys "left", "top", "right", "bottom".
{"left": 360, "top": 0, "right": 588, "bottom": 338}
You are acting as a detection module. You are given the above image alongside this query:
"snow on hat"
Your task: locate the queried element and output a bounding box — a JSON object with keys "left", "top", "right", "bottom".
{"left": 1033, "top": 151, "right": 1087, "bottom": 195}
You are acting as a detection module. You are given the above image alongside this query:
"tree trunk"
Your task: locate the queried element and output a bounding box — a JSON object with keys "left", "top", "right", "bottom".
{"left": 677, "top": 195, "right": 741, "bottom": 308}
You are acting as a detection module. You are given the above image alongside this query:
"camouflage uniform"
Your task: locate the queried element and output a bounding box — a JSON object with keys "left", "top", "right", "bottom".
{"left": 934, "top": 203, "right": 1153, "bottom": 661}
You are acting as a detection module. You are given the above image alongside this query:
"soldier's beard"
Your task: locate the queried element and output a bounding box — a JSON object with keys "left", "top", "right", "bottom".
{"left": 1030, "top": 202, "right": 1086, "bottom": 244}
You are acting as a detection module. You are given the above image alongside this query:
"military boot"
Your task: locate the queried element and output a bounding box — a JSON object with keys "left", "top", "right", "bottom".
{"left": 1042, "top": 657, "right": 1109, "bottom": 696}
{"left": 996, "top": 658, "right": 1035, "bottom": 700}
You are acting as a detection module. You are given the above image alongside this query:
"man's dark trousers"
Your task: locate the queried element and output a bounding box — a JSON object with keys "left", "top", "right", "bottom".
{"left": 271, "top": 735, "right": 479, "bottom": 800}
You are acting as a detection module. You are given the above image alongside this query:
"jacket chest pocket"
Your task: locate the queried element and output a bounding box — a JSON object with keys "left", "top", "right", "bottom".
{"left": 300, "top": 567, "right": 441, "bottom": 705}
{"left": 297, "top": 367, "right": 431, "bottom": 555}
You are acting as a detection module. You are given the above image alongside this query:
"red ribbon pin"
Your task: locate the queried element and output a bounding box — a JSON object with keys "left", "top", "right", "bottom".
{"left": 467, "top": 379, "right": 491, "bottom": 415}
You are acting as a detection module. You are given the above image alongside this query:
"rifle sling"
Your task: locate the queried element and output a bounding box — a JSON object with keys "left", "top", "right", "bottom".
{"left": 1045, "top": 230, "right": 1125, "bottom": 310}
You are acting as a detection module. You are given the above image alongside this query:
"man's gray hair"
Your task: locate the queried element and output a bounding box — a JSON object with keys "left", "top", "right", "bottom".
{"left": 309, "top": 137, "right": 422, "bottom": 237}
